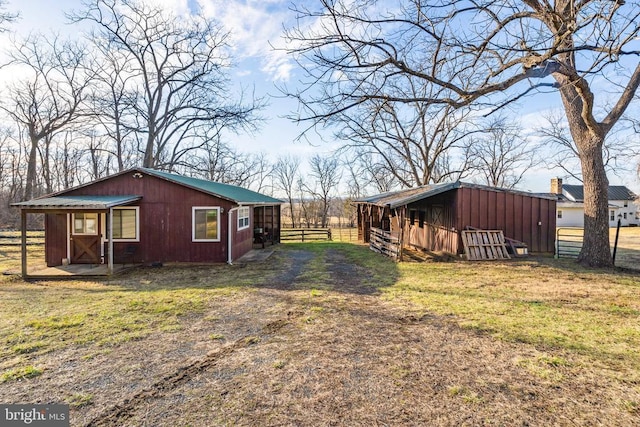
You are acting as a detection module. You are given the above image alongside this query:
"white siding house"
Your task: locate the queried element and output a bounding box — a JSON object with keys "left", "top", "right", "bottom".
{"left": 552, "top": 178, "right": 639, "bottom": 228}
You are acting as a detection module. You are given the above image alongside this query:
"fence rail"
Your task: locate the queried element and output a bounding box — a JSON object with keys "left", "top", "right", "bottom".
{"left": 556, "top": 228, "right": 583, "bottom": 258}
{"left": 0, "top": 231, "right": 45, "bottom": 246}
{"left": 280, "top": 228, "right": 332, "bottom": 242}
{"left": 369, "top": 227, "right": 400, "bottom": 260}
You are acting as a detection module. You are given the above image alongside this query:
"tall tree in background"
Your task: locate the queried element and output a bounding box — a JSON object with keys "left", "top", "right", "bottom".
{"left": 87, "top": 38, "right": 138, "bottom": 171}
{"left": 332, "top": 79, "right": 477, "bottom": 188}
{"left": 285, "top": 0, "right": 640, "bottom": 267}
{"left": 541, "top": 112, "right": 640, "bottom": 183}
{"left": 2, "top": 34, "right": 91, "bottom": 200}
{"left": 70, "top": 0, "right": 261, "bottom": 169}
{"left": 306, "top": 154, "right": 342, "bottom": 228}
{"left": 273, "top": 155, "right": 301, "bottom": 227}
{"left": 467, "top": 116, "right": 539, "bottom": 189}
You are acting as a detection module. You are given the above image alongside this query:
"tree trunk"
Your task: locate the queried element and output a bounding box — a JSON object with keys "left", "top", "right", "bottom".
{"left": 575, "top": 137, "right": 612, "bottom": 267}
{"left": 555, "top": 73, "right": 613, "bottom": 268}
{"left": 23, "top": 135, "right": 39, "bottom": 201}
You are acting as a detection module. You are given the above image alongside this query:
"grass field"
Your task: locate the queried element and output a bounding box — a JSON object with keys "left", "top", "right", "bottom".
{"left": 0, "top": 230, "right": 639, "bottom": 425}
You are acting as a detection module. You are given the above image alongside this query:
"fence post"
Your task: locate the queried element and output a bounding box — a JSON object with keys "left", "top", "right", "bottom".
{"left": 302, "top": 229, "right": 305, "bottom": 242}
{"left": 612, "top": 217, "right": 621, "bottom": 265}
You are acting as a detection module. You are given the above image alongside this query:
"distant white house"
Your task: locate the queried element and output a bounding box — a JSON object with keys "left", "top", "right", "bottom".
{"left": 551, "top": 178, "right": 639, "bottom": 227}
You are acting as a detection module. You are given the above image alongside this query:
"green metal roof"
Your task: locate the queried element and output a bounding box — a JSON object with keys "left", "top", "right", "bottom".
{"left": 12, "top": 195, "right": 142, "bottom": 210}
{"left": 141, "top": 168, "right": 283, "bottom": 205}
{"left": 357, "top": 181, "right": 555, "bottom": 209}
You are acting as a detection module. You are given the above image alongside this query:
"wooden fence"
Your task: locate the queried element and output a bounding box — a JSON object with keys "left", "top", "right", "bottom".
{"left": 0, "top": 231, "right": 45, "bottom": 246}
{"left": 280, "top": 228, "right": 332, "bottom": 242}
{"left": 369, "top": 227, "right": 400, "bottom": 260}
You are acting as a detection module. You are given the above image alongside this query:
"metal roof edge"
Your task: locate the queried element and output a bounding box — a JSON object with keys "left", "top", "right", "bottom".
{"left": 12, "top": 195, "right": 142, "bottom": 209}
{"left": 388, "top": 181, "right": 460, "bottom": 208}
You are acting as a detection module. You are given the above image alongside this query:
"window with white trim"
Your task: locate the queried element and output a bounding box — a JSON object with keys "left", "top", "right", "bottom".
{"left": 557, "top": 210, "right": 563, "bottom": 219}
{"left": 73, "top": 213, "right": 98, "bottom": 235}
{"left": 192, "top": 207, "right": 220, "bottom": 241}
{"left": 238, "top": 206, "right": 250, "bottom": 230}
{"left": 610, "top": 210, "right": 615, "bottom": 221}
{"left": 111, "top": 207, "right": 139, "bottom": 241}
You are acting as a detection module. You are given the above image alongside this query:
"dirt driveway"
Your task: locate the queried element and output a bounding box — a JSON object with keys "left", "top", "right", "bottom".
{"left": 2, "top": 246, "right": 638, "bottom": 426}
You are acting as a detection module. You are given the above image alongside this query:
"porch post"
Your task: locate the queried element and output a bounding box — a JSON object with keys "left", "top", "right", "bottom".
{"left": 398, "top": 206, "right": 405, "bottom": 262}
{"left": 21, "top": 209, "right": 27, "bottom": 277}
{"left": 108, "top": 208, "right": 114, "bottom": 274}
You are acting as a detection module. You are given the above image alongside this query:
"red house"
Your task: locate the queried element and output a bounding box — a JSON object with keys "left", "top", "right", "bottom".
{"left": 13, "top": 168, "right": 282, "bottom": 277}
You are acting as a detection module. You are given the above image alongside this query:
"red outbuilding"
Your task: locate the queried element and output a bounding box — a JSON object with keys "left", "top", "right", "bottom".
{"left": 357, "top": 181, "right": 557, "bottom": 257}
{"left": 13, "top": 168, "right": 282, "bottom": 277}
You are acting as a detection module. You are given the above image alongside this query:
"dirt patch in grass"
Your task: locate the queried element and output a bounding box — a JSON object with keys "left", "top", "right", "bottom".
{"left": 1, "top": 243, "right": 639, "bottom": 426}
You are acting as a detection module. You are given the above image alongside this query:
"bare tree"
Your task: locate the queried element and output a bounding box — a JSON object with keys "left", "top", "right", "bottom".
{"left": 86, "top": 40, "right": 139, "bottom": 171}
{"left": 183, "top": 135, "right": 271, "bottom": 191}
{"left": 467, "top": 116, "right": 539, "bottom": 189}
{"left": 341, "top": 152, "right": 399, "bottom": 196}
{"left": 296, "top": 176, "right": 313, "bottom": 228}
{"left": 2, "top": 34, "right": 91, "bottom": 200}
{"left": 273, "top": 155, "right": 301, "bottom": 227}
{"left": 285, "top": 0, "right": 640, "bottom": 267}
{"left": 332, "top": 79, "right": 478, "bottom": 188}
{"left": 70, "top": 0, "right": 261, "bottom": 170}
{"left": 0, "top": 0, "right": 18, "bottom": 32}
{"left": 306, "top": 154, "right": 342, "bottom": 228}
{"left": 542, "top": 112, "right": 640, "bottom": 183}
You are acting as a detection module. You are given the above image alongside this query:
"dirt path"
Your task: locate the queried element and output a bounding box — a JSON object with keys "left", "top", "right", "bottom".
{"left": 3, "top": 247, "right": 638, "bottom": 426}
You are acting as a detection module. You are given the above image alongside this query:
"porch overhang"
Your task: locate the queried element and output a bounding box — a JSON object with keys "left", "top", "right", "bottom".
{"left": 12, "top": 195, "right": 142, "bottom": 278}
{"left": 12, "top": 195, "right": 142, "bottom": 213}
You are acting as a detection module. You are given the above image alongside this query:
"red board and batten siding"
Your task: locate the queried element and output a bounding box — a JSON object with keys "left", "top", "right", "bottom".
{"left": 454, "top": 187, "right": 556, "bottom": 253}
{"left": 49, "top": 172, "right": 252, "bottom": 264}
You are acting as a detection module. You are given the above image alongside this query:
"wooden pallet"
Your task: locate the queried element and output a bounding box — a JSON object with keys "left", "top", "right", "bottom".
{"left": 461, "top": 230, "right": 511, "bottom": 261}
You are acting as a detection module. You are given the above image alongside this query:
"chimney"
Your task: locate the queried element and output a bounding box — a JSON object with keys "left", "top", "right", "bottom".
{"left": 551, "top": 178, "right": 563, "bottom": 195}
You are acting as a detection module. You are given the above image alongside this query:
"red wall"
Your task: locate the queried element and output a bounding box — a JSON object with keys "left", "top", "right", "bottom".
{"left": 454, "top": 187, "right": 556, "bottom": 253}
{"left": 55, "top": 171, "right": 253, "bottom": 264}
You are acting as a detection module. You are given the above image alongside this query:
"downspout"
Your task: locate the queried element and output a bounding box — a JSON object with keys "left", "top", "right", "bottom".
{"left": 108, "top": 208, "right": 114, "bottom": 275}
{"left": 227, "top": 206, "right": 240, "bottom": 265}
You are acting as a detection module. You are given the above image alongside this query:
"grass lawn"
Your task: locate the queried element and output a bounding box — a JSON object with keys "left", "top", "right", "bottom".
{"left": 0, "top": 232, "right": 639, "bottom": 425}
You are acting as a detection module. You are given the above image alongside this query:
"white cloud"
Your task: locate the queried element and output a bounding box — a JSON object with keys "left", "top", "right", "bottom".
{"left": 199, "top": 0, "right": 296, "bottom": 81}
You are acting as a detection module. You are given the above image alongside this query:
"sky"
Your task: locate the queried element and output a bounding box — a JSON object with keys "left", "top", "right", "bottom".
{"left": 2, "top": 0, "right": 639, "bottom": 195}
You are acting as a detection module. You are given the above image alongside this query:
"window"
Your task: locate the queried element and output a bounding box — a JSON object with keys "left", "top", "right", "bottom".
{"left": 73, "top": 213, "right": 98, "bottom": 235}
{"left": 624, "top": 213, "right": 627, "bottom": 220}
{"left": 409, "top": 210, "right": 416, "bottom": 225}
{"left": 111, "top": 207, "right": 139, "bottom": 241}
{"left": 624, "top": 201, "right": 628, "bottom": 207}
{"left": 192, "top": 207, "right": 220, "bottom": 241}
{"left": 238, "top": 206, "right": 250, "bottom": 230}
{"left": 610, "top": 210, "right": 615, "bottom": 221}
{"left": 557, "top": 210, "right": 563, "bottom": 219}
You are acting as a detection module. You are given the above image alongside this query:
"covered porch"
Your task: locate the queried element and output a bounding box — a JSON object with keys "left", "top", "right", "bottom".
{"left": 12, "top": 195, "right": 142, "bottom": 278}
{"left": 252, "top": 204, "right": 281, "bottom": 247}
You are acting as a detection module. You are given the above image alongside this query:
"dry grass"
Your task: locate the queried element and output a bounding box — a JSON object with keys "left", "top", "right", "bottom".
{"left": 0, "top": 237, "right": 639, "bottom": 425}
